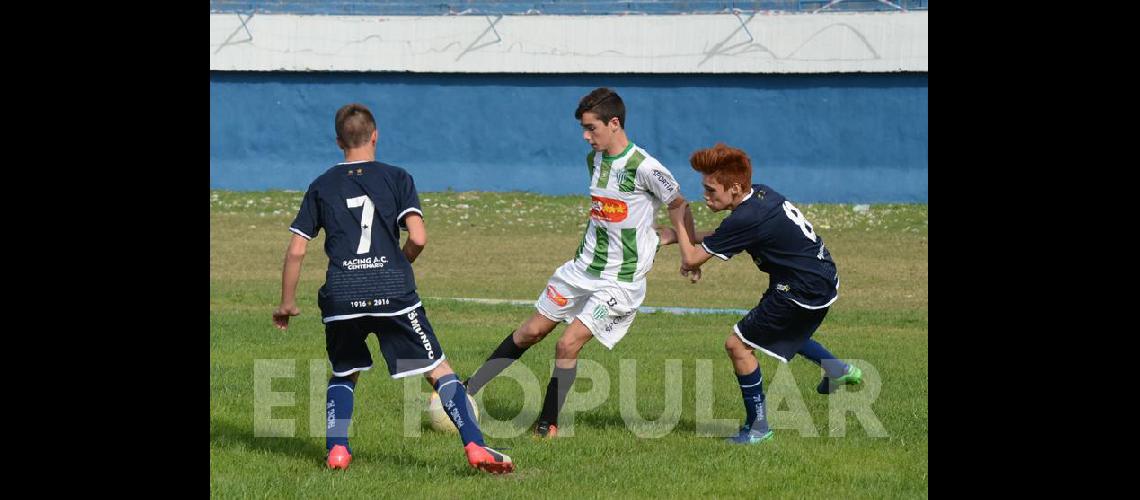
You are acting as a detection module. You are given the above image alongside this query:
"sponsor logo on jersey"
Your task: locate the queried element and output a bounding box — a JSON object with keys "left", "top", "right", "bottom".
{"left": 545, "top": 285, "right": 569, "bottom": 307}
{"left": 342, "top": 256, "right": 388, "bottom": 270}
{"left": 590, "top": 195, "right": 628, "bottom": 222}
{"left": 407, "top": 310, "right": 435, "bottom": 359}
{"left": 604, "top": 313, "right": 632, "bottom": 333}
{"left": 651, "top": 169, "right": 675, "bottom": 193}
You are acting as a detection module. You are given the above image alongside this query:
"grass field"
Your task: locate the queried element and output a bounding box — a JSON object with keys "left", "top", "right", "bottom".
{"left": 210, "top": 190, "right": 928, "bottom": 498}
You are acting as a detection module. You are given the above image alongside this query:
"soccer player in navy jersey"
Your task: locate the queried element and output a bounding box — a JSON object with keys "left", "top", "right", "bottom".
{"left": 272, "top": 103, "right": 513, "bottom": 472}
{"left": 662, "top": 143, "right": 863, "bottom": 445}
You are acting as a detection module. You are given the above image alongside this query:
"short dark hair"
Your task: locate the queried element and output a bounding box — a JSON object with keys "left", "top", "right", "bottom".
{"left": 334, "top": 103, "right": 377, "bottom": 148}
{"left": 690, "top": 143, "right": 753, "bottom": 190}
{"left": 574, "top": 87, "right": 625, "bottom": 128}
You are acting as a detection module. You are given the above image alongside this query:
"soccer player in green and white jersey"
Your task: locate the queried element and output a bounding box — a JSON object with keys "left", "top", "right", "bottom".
{"left": 464, "top": 87, "right": 697, "bottom": 437}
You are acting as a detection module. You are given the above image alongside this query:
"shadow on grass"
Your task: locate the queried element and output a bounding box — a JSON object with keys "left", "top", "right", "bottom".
{"left": 211, "top": 417, "right": 327, "bottom": 460}
{"left": 210, "top": 417, "right": 489, "bottom": 473}
{"left": 564, "top": 412, "right": 741, "bottom": 437}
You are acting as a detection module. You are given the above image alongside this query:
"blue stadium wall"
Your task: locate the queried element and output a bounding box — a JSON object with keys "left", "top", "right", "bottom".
{"left": 210, "top": 71, "right": 927, "bottom": 203}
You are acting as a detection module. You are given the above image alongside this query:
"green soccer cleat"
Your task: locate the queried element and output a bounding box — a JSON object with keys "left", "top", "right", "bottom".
{"left": 817, "top": 364, "right": 863, "bottom": 394}
{"left": 726, "top": 427, "right": 774, "bottom": 445}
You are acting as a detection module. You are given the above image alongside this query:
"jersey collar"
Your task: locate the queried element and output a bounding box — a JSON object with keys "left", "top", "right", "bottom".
{"left": 738, "top": 187, "right": 756, "bottom": 206}
{"left": 602, "top": 142, "right": 634, "bottom": 161}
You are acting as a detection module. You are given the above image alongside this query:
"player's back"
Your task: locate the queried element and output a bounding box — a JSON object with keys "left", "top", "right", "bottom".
{"left": 705, "top": 184, "right": 839, "bottom": 308}
{"left": 290, "top": 160, "right": 425, "bottom": 322}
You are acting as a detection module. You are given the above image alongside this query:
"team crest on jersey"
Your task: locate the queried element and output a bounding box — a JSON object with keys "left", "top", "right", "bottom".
{"left": 590, "top": 195, "right": 628, "bottom": 222}
{"left": 593, "top": 305, "right": 608, "bottom": 321}
{"left": 545, "top": 285, "right": 569, "bottom": 307}
{"left": 776, "top": 283, "right": 790, "bottom": 292}
{"left": 615, "top": 168, "right": 629, "bottom": 186}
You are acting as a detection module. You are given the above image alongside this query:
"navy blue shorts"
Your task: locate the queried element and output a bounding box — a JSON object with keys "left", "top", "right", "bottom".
{"left": 734, "top": 293, "right": 828, "bottom": 362}
{"left": 324, "top": 306, "right": 445, "bottom": 378}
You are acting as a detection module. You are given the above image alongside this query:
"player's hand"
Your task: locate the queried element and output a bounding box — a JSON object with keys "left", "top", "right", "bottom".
{"left": 656, "top": 226, "right": 678, "bottom": 246}
{"left": 680, "top": 264, "right": 702, "bottom": 284}
{"left": 273, "top": 303, "right": 301, "bottom": 330}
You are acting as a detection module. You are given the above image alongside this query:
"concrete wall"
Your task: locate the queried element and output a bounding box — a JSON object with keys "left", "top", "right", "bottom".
{"left": 210, "top": 71, "right": 927, "bottom": 202}
{"left": 210, "top": 11, "right": 928, "bottom": 74}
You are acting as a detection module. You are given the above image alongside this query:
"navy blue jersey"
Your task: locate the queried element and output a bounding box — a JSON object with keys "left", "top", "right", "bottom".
{"left": 700, "top": 184, "right": 839, "bottom": 309}
{"left": 289, "top": 160, "right": 423, "bottom": 322}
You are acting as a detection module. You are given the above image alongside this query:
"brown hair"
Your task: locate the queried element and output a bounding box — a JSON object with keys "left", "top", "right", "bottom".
{"left": 689, "top": 143, "right": 752, "bottom": 189}
{"left": 334, "top": 103, "right": 377, "bottom": 148}
{"left": 574, "top": 87, "right": 625, "bottom": 128}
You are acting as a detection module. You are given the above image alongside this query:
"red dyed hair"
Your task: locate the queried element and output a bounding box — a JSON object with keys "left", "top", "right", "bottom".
{"left": 689, "top": 143, "right": 752, "bottom": 189}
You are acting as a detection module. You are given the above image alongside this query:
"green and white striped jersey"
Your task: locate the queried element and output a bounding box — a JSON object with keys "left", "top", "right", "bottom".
{"left": 570, "top": 142, "right": 681, "bottom": 286}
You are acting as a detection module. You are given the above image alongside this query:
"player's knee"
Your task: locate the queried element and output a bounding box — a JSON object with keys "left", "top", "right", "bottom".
{"left": 423, "top": 360, "right": 453, "bottom": 384}
{"left": 556, "top": 336, "right": 582, "bottom": 359}
{"left": 516, "top": 324, "right": 550, "bottom": 346}
{"left": 725, "top": 334, "right": 749, "bottom": 357}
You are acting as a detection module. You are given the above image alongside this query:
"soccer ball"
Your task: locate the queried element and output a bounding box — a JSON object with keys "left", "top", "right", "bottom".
{"left": 426, "top": 391, "right": 479, "bottom": 433}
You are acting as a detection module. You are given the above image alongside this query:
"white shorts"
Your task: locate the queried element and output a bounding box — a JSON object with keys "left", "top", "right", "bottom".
{"left": 534, "top": 261, "right": 646, "bottom": 349}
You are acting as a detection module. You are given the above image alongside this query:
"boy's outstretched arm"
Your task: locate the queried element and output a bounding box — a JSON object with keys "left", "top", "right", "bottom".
{"left": 657, "top": 205, "right": 713, "bottom": 246}
{"left": 402, "top": 213, "right": 427, "bottom": 263}
{"left": 681, "top": 207, "right": 716, "bottom": 243}
{"left": 666, "top": 198, "right": 714, "bottom": 282}
{"left": 273, "top": 234, "right": 309, "bottom": 330}
{"left": 665, "top": 197, "right": 692, "bottom": 248}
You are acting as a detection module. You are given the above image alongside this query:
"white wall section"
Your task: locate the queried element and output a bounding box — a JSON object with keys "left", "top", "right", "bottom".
{"left": 210, "top": 11, "right": 927, "bottom": 73}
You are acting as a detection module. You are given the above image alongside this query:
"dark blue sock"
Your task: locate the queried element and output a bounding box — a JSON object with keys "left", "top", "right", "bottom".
{"left": 736, "top": 367, "right": 769, "bottom": 434}
{"left": 798, "top": 339, "right": 848, "bottom": 378}
{"left": 435, "top": 374, "right": 485, "bottom": 447}
{"left": 326, "top": 376, "right": 356, "bottom": 453}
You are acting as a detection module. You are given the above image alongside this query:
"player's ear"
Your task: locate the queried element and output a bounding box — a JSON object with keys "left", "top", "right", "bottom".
{"left": 609, "top": 116, "right": 621, "bottom": 130}
{"left": 335, "top": 137, "right": 346, "bottom": 150}
{"left": 370, "top": 129, "right": 378, "bottom": 145}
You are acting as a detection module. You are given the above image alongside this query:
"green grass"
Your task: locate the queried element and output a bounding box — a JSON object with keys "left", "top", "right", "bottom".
{"left": 211, "top": 190, "right": 928, "bottom": 498}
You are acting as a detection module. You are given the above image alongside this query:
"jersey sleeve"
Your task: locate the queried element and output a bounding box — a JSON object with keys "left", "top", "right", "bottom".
{"left": 699, "top": 212, "right": 758, "bottom": 261}
{"left": 288, "top": 185, "right": 321, "bottom": 240}
{"left": 636, "top": 159, "right": 681, "bottom": 205}
{"left": 397, "top": 171, "right": 423, "bottom": 230}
